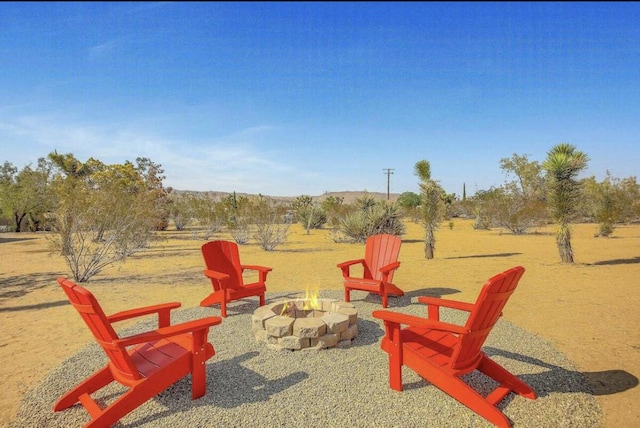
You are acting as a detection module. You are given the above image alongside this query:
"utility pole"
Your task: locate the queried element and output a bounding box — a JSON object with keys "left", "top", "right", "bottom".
{"left": 383, "top": 168, "right": 394, "bottom": 200}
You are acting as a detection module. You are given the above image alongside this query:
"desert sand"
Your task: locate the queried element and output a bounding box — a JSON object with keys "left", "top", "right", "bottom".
{"left": 1, "top": 219, "right": 638, "bottom": 427}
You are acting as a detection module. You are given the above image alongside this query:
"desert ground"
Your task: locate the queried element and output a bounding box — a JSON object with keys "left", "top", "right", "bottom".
{"left": 0, "top": 219, "right": 638, "bottom": 427}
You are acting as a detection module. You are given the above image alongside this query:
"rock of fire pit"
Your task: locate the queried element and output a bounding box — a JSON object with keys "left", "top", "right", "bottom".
{"left": 253, "top": 298, "right": 359, "bottom": 351}
{"left": 293, "top": 317, "right": 327, "bottom": 338}
{"left": 265, "top": 316, "right": 294, "bottom": 337}
{"left": 321, "top": 312, "right": 350, "bottom": 334}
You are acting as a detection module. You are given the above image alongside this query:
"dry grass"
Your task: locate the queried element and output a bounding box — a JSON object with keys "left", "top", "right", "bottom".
{"left": 1, "top": 219, "right": 639, "bottom": 427}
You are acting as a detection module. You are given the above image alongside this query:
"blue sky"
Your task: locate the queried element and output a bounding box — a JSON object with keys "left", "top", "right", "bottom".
{"left": 1, "top": 2, "right": 638, "bottom": 197}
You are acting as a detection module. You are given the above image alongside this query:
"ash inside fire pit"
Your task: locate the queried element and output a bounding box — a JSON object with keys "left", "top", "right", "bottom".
{"left": 252, "top": 298, "right": 358, "bottom": 351}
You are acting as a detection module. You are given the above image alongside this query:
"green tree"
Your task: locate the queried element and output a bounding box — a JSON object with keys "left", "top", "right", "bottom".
{"left": 415, "top": 160, "right": 445, "bottom": 259}
{"left": 48, "top": 153, "right": 163, "bottom": 281}
{"left": 135, "top": 157, "right": 171, "bottom": 230}
{"left": 191, "top": 193, "right": 226, "bottom": 239}
{"left": 396, "top": 191, "right": 421, "bottom": 221}
{"left": 397, "top": 191, "right": 421, "bottom": 209}
{"left": 542, "top": 143, "right": 589, "bottom": 263}
{"left": 0, "top": 162, "right": 25, "bottom": 231}
{"left": 581, "top": 172, "right": 639, "bottom": 237}
{"left": 471, "top": 187, "right": 502, "bottom": 230}
{"left": 167, "top": 192, "right": 195, "bottom": 231}
{"left": 617, "top": 176, "right": 640, "bottom": 222}
{"left": 495, "top": 154, "right": 547, "bottom": 234}
{"left": 0, "top": 159, "right": 54, "bottom": 232}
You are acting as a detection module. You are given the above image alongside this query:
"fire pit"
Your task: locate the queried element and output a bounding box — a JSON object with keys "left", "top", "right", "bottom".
{"left": 252, "top": 297, "right": 358, "bottom": 351}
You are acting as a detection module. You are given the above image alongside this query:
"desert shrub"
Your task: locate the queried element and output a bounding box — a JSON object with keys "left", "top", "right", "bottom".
{"left": 292, "top": 195, "right": 327, "bottom": 234}
{"left": 167, "top": 193, "right": 195, "bottom": 231}
{"left": 191, "top": 194, "right": 226, "bottom": 239}
{"left": 298, "top": 205, "right": 327, "bottom": 232}
{"left": 48, "top": 160, "right": 157, "bottom": 282}
{"left": 336, "top": 196, "right": 405, "bottom": 243}
{"left": 251, "top": 197, "right": 290, "bottom": 250}
{"left": 229, "top": 214, "right": 252, "bottom": 244}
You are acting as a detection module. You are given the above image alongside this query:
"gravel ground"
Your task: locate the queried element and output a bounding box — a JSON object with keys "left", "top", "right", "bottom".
{"left": 11, "top": 291, "right": 601, "bottom": 427}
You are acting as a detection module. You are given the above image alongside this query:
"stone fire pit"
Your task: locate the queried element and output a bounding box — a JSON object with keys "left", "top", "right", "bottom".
{"left": 252, "top": 298, "right": 358, "bottom": 351}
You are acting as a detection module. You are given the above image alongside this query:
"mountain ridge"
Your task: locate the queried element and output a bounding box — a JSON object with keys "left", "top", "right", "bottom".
{"left": 172, "top": 189, "right": 401, "bottom": 204}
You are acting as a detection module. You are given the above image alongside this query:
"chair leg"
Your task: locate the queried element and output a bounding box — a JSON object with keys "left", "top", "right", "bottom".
{"left": 220, "top": 302, "right": 227, "bottom": 318}
{"left": 191, "top": 332, "right": 209, "bottom": 399}
{"left": 54, "top": 366, "right": 113, "bottom": 411}
{"left": 477, "top": 354, "right": 537, "bottom": 400}
{"left": 200, "top": 290, "right": 223, "bottom": 308}
{"left": 344, "top": 288, "right": 351, "bottom": 303}
{"left": 409, "top": 356, "right": 513, "bottom": 428}
{"left": 259, "top": 293, "right": 265, "bottom": 307}
{"left": 85, "top": 375, "right": 181, "bottom": 428}
{"left": 382, "top": 292, "right": 388, "bottom": 308}
{"left": 420, "top": 366, "right": 512, "bottom": 428}
{"left": 386, "top": 322, "right": 403, "bottom": 391}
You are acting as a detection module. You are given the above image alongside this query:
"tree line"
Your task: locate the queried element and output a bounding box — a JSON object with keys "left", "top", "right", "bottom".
{"left": 1, "top": 145, "right": 638, "bottom": 281}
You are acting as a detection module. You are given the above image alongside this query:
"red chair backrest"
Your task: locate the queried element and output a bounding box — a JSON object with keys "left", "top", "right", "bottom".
{"left": 201, "top": 240, "right": 244, "bottom": 290}
{"left": 450, "top": 266, "right": 525, "bottom": 371}
{"left": 363, "top": 234, "right": 402, "bottom": 283}
{"left": 57, "top": 277, "right": 140, "bottom": 382}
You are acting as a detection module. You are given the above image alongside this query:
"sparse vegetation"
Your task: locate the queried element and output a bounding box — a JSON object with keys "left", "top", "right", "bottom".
{"left": 334, "top": 194, "right": 405, "bottom": 243}
{"left": 292, "top": 195, "right": 327, "bottom": 234}
{"left": 543, "top": 143, "right": 590, "bottom": 263}
{"left": 252, "top": 197, "right": 290, "bottom": 250}
{"left": 415, "top": 160, "right": 445, "bottom": 259}
{"left": 47, "top": 153, "right": 163, "bottom": 281}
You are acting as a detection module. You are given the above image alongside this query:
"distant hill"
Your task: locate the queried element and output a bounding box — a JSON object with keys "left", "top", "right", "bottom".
{"left": 315, "top": 191, "right": 400, "bottom": 204}
{"left": 172, "top": 189, "right": 401, "bottom": 204}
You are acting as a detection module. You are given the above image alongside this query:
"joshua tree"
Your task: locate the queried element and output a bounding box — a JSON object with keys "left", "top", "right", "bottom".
{"left": 542, "top": 143, "right": 589, "bottom": 263}
{"left": 415, "top": 160, "right": 445, "bottom": 259}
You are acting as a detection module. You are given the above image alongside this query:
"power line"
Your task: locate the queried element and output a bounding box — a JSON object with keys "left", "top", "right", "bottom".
{"left": 383, "top": 168, "right": 394, "bottom": 200}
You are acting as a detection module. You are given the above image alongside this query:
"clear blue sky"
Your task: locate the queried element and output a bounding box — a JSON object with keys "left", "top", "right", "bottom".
{"left": 1, "top": 2, "right": 638, "bottom": 197}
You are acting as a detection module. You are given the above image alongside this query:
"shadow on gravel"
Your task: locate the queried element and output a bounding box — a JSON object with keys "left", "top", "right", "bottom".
{"left": 348, "top": 288, "right": 461, "bottom": 308}
{"left": 485, "top": 347, "right": 639, "bottom": 397}
{"left": 127, "top": 352, "right": 309, "bottom": 427}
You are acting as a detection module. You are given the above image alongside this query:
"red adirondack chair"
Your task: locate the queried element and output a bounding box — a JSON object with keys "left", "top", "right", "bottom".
{"left": 201, "top": 240, "right": 272, "bottom": 317}
{"left": 55, "top": 277, "right": 222, "bottom": 427}
{"left": 337, "top": 233, "right": 404, "bottom": 308}
{"left": 372, "top": 266, "right": 536, "bottom": 428}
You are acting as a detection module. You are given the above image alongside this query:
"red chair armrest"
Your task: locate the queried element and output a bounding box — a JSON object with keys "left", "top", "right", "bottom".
{"left": 372, "top": 310, "right": 469, "bottom": 334}
{"left": 379, "top": 261, "right": 401, "bottom": 274}
{"left": 418, "top": 296, "right": 474, "bottom": 312}
{"left": 203, "top": 269, "right": 230, "bottom": 281}
{"left": 337, "top": 259, "right": 365, "bottom": 277}
{"left": 240, "top": 265, "right": 272, "bottom": 284}
{"left": 337, "top": 259, "right": 364, "bottom": 268}
{"left": 116, "top": 316, "right": 223, "bottom": 347}
{"left": 241, "top": 265, "right": 273, "bottom": 273}
{"left": 107, "top": 302, "right": 182, "bottom": 327}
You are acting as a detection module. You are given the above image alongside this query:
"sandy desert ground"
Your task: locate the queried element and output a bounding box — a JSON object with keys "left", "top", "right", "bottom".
{"left": 1, "top": 219, "right": 638, "bottom": 427}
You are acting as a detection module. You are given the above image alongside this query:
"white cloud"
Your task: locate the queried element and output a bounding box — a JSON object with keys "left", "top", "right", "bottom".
{"left": 0, "top": 114, "right": 315, "bottom": 195}
{"left": 88, "top": 39, "right": 123, "bottom": 61}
